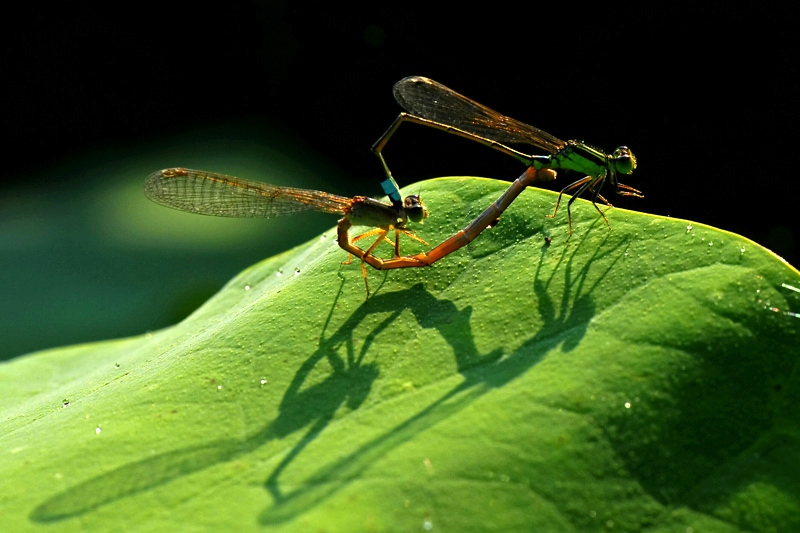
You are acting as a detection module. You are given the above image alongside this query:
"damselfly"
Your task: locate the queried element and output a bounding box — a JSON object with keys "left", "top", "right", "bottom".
{"left": 144, "top": 167, "right": 429, "bottom": 296}
{"left": 374, "top": 76, "right": 642, "bottom": 234}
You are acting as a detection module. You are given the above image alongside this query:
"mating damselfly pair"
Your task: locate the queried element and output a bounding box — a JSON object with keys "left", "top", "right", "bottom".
{"left": 145, "top": 76, "right": 641, "bottom": 295}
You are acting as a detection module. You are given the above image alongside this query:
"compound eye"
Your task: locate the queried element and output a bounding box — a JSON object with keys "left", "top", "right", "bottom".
{"left": 612, "top": 146, "right": 637, "bottom": 175}
{"left": 403, "top": 194, "right": 428, "bottom": 222}
{"left": 403, "top": 194, "right": 421, "bottom": 209}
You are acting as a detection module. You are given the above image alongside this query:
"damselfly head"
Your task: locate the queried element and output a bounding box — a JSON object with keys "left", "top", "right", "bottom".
{"left": 403, "top": 194, "right": 429, "bottom": 223}
{"left": 611, "top": 146, "right": 637, "bottom": 175}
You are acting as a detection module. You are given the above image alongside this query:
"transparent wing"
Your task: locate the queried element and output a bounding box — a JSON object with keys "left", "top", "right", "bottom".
{"left": 393, "top": 76, "right": 566, "bottom": 154}
{"left": 144, "top": 168, "right": 352, "bottom": 218}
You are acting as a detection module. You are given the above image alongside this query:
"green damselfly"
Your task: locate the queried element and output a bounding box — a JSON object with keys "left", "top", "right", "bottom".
{"left": 374, "top": 76, "right": 642, "bottom": 234}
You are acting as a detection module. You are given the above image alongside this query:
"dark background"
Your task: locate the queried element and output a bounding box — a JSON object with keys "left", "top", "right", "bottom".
{"left": 1, "top": 3, "right": 796, "bottom": 359}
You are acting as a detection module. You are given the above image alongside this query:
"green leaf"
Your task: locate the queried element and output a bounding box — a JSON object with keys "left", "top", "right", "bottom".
{"left": 2, "top": 177, "right": 799, "bottom": 532}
